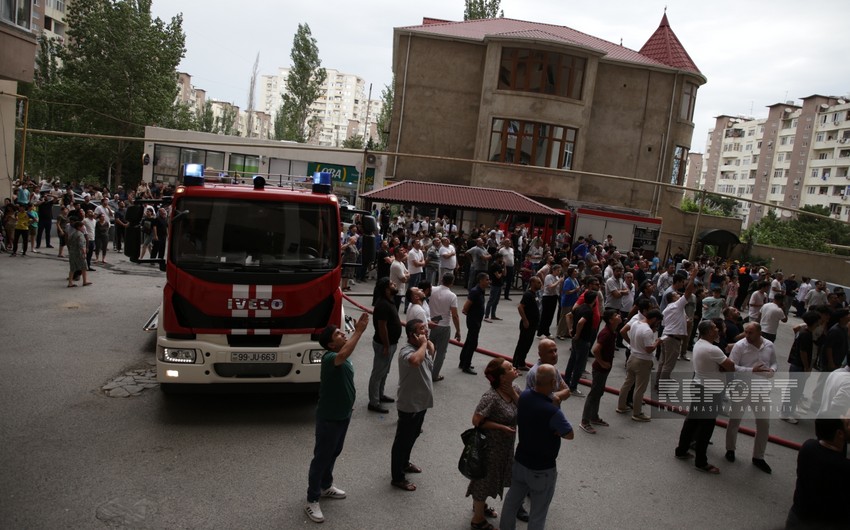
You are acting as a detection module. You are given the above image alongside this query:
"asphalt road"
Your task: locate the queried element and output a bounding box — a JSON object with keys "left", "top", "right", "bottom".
{"left": 0, "top": 250, "right": 811, "bottom": 529}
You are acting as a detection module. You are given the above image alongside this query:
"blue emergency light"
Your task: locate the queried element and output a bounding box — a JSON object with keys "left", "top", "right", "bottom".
{"left": 183, "top": 164, "right": 205, "bottom": 186}
{"left": 312, "top": 171, "right": 332, "bottom": 194}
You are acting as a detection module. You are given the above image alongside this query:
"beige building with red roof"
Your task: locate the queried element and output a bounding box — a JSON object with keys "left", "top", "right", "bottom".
{"left": 387, "top": 13, "right": 721, "bottom": 250}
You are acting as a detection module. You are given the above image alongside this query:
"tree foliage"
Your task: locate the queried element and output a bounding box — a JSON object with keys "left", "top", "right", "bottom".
{"left": 375, "top": 79, "right": 394, "bottom": 151}
{"left": 680, "top": 196, "right": 725, "bottom": 217}
{"left": 274, "top": 23, "right": 326, "bottom": 142}
{"left": 195, "top": 100, "right": 216, "bottom": 133}
{"left": 680, "top": 193, "right": 738, "bottom": 217}
{"left": 342, "top": 134, "right": 364, "bottom": 149}
{"left": 741, "top": 205, "right": 850, "bottom": 254}
{"left": 464, "top": 0, "right": 504, "bottom": 20}
{"left": 21, "top": 0, "right": 185, "bottom": 188}
{"left": 214, "top": 104, "right": 239, "bottom": 136}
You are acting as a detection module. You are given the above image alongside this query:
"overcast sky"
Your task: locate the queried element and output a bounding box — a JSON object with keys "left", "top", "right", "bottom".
{"left": 151, "top": 0, "right": 849, "bottom": 151}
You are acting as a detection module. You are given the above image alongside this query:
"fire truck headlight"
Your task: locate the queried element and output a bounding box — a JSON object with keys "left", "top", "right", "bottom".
{"left": 306, "top": 349, "right": 325, "bottom": 364}
{"left": 162, "top": 348, "right": 198, "bottom": 363}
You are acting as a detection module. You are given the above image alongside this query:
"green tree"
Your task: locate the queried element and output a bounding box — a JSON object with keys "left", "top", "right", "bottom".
{"left": 195, "top": 100, "right": 216, "bottom": 133}
{"left": 464, "top": 0, "right": 504, "bottom": 20}
{"left": 704, "top": 193, "right": 738, "bottom": 217}
{"left": 165, "top": 102, "right": 196, "bottom": 130}
{"left": 20, "top": 35, "right": 64, "bottom": 179}
{"left": 680, "top": 196, "right": 724, "bottom": 216}
{"left": 47, "top": 0, "right": 185, "bottom": 187}
{"left": 342, "top": 134, "right": 364, "bottom": 149}
{"left": 741, "top": 206, "right": 850, "bottom": 254}
{"left": 375, "top": 79, "right": 393, "bottom": 151}
{"left": 214, "top": 103, "right": 239, "bottom": 136}
{"left": 274, "top": 23, "right": 326, "bottom": 142}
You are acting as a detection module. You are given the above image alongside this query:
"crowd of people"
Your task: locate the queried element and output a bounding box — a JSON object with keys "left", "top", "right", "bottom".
{"left": 317, "top": 210, "right": 849, "bottom": 529}
{"left": 2, "top": 177, "right": 174, "bottom": 285}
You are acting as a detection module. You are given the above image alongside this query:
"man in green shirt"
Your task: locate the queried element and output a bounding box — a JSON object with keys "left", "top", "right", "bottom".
{"left": 305, "top": 313, "right": 369, "bottom": 524}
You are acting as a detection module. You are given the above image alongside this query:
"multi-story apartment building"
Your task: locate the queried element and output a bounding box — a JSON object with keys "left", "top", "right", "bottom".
{"left": 175, "top": 72, "right": 271, "bottom": 139}
{"left": 32, "top": 0, "right": 68, "bottom": 44}
{"left": 701, "top": 95, "right": 850, "bottom": 226}
{"left": 258, "top": 67, "right": 382, "bottom": 146}
{"left": 1, "top": 0, "right": 38, "bottom": 195}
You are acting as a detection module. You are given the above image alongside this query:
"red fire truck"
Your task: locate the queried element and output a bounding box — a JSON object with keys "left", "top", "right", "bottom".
{"left": 152, "top": 169, "right": 345, "bottom": 392}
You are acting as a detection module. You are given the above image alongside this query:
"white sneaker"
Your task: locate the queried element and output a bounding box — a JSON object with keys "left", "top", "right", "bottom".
{"left": 321, "top": 485, "right": 347, "bottom": 499}
{"left": 305, "top": 501, "right": 324, "bottom": 523}
{"left": 781, "top": 417, "right": 799, "bottom": 425}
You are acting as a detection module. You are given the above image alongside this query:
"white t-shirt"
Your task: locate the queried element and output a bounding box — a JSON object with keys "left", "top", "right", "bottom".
{"left": 406, "top": 303, "right": 428, "bottom": 327}
{"left": 390, "top": 260, "right": 408, "bottom": 288}
{"left": 428, "top": 285, "right": 457, "bottom": 327}
{"left": 692, "top": 339, "right": 728, "bottom": 386}
{"left": 407, "top": 248, "right": 424, "bottom": 275}
{"left": 498, "top": 246, "right": 514, "bottom": 267}
{"left": 661, "top": 294, "right": 688, "bottom": 336}
{"left": 439, "top": 245, "right": 457, "bottom": 270}
{"left": 759, "top": 302, "right": 785, "bottom": 334}
{"left": 627, "top": 320, "right": 657, "bottom": 362}
{"left": 748, "top": 290, "right": 766, "bottom": 321}
{"left": 768, "top": 279, "right": 784, "bottom": 301}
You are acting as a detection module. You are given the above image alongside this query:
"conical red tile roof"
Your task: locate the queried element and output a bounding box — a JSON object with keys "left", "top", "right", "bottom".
{"left": 638, "top": 13, "right": 701, "bottom": 74}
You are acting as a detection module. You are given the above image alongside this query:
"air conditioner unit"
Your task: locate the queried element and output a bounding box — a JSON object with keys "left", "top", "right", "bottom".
{"left": 366, "top": 153, "right": 377, "bottom": 166}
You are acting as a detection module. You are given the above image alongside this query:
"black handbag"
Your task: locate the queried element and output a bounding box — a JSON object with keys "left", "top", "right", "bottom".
{"left": 458, "top": 427, "right": 488, "bottom": 480}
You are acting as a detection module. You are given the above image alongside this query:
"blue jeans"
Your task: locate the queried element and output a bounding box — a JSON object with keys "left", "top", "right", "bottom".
{"left": 564, "top": 338, "right": 591, "bottom": 391}
{"left": 369, "top": 340, "right": 397, "bottom": 406}
{"left": 499, "top": 461, "right": 558, "bottom": 530}
{"left": 307, "top": 416, "right": 351, "bottom": 502}
{"left": 485, "top": 284, "right": 501, "bottom": 318}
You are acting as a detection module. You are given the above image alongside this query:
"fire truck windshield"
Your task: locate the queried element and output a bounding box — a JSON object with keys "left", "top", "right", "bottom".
{"left": 170, "top": 197, "right": 338, "bottom": 272}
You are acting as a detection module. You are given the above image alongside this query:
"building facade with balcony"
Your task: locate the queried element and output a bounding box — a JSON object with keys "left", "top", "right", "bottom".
{"left": 1, "top": 0, "right": 38, "bottom": 197}
{"left": 387, "top": 14, "right": 706, "bottom": 223}
{"left": 700, "top": 95, "right": 850, "bottom": 226}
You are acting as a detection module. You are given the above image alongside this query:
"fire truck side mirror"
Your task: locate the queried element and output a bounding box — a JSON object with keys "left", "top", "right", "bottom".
{"left": 361, "top": 215, "right": 377, "bottom": 236}
{"left": 361, "top": 235, "right": 375, "bottom": 270}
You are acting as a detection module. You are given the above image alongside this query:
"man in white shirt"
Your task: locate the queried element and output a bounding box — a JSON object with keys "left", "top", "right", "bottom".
{"left": 674, "top": 320, "right": 736, "bottom": 473}
{"left": 94, "top": 198, "right": 113, "bottom": 223}
{"left": 768, "top": 272, "right": 784, "bottom": 302}
{"left": 389, "top": 247, "right": 409, "bottom": 312}
{"left": 617, "top": 309, "right": 663, "bottom": 422}
{"left": 658, "top": 268, "right": 696, "bottom": 387}
{"left": 438, "top": 237, "right": 457, "bottom": 281}
{"left": 725, "top": 322, "right": 778, "bottom": 474}
{"left": 498, "top": 239, "right": 516, "bottom": 300}
{"left": 406, "top": 239, "right": 425, "bottom": 298}
{"left": 427, "top": 273, "right": 461, "bottom": 382}
{"left": 406, "top": 288, "right": 429, "bottom": 331}
{"left": 747, "top": 281, "right": 770, "bottom": 322}
{"left": 759, "top": 293, "right": 787, "bottom": 342}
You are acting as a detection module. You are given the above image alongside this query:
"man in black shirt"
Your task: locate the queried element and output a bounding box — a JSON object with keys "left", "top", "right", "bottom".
{"left": 512, "top": 276, "right": 542, "bottom": 370}
{"left": 786, "top": 417, "right": 850, "bottom": 529}
{"left": 368, "top": 277, "right": 402, "bottom": 413}
{"left": 458, "top": 272, "right": 489, "bottom": 374}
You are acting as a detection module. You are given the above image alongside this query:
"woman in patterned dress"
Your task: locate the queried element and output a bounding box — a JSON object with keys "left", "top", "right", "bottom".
{"left": 467, "top": 358, "right": 520, "bottom": 530}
